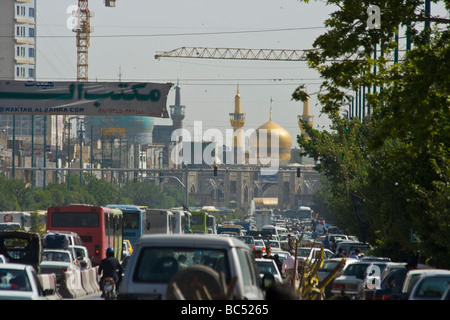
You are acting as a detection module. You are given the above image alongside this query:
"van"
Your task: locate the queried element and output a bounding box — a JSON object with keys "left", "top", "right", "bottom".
{"left": 118, "top": 234, "right": 265, "bottom": 300}
{"left": 260, "top": 225, "right": 287, "bottom": 237}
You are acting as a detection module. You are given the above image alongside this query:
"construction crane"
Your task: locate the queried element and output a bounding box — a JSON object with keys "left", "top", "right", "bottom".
{"left": 73, "top": 0, "right": 117, "bottom": 81}
{"left": 154, "top": 47, "right": 318, "bottom": 61}
{"left": 154, "top": 46, "right": 403, "bottom": 62}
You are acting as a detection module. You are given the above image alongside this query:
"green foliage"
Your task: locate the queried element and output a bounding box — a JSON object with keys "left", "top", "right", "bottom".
{"left": 0, "top": 175, "right": 188, "bottom": 213}
{"left": 296, "top": 0, "right": 450, "bottom": 266}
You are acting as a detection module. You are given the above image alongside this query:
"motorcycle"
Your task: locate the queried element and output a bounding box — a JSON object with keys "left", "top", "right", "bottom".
{"left": 102, "top": 277, "right": 116, "bottom": 300}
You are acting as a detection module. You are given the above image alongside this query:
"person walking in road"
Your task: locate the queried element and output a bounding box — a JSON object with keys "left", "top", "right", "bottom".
{"left": 282, "top": 250, "right": 297, "bottom": 288}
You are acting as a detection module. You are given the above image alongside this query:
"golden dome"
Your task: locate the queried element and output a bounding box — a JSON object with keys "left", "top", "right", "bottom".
{"left": 252, "top": 119, "right": 292, "bottom": 160}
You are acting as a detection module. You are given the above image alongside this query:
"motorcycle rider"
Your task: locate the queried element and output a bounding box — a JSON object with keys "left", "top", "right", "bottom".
{"left": 98, "top": 247, "right": 123, "bottom": 296}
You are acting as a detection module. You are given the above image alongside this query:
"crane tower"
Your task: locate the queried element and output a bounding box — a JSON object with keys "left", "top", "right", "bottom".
{"left": 74, "top": 0, "right": 117, "bottom": 81}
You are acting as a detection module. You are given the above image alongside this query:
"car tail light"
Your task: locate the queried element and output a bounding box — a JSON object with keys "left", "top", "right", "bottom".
{"left": 61, "top": 268, "right": 67, "bottom": 274}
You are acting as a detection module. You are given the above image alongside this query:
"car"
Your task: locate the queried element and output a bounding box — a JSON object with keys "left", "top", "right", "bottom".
{"left": 69, "top": 245, "right": 92, "bottom": 269}
{"left": 357, "top": 261, "right": 405, "bottom": 300}
{"left": 237, "top": 236, "right": 255, "bottom": 250}
{"left": 39, "top": 249, "right": 80, "bottom": 283}
{"left": 296, "top": 247, "right": 334, "bottom": 270}
{"left": 317, "top": 257, "right": 349, "bottom": 298}
{"left": 254, "top": 239, "right": 266, "bottom": 253}
{"left": 267, "top": 240, "right": 282, "bottom": 252}
{"left": 0, "top": 231, "right": 42, "bottom": 271}
{"left": 331, "top": 260, "right": 390, "bottom": 299}
{"left": 0, "top": 255, "right": 6, "bottom": 264}
{"left": 41, "top": 231, "right": 84, "bottom": 266}
{"left": 42, "top": 230, "right": 84, "bottom": 248}
{"left": 255, "top": 258, "right": 283, "bottom": 286}
{"left": 122, "top": 240, "right": 133, "bottom": 258}
{"left": 408, "top": 269, "right": 450, "bottom": 300}
{"left": 118, "top": 234, "right": 265, "bottom": 300}
{"left": 334, "top": 241, "right": 372, "bottom": 257}
{"left": 0, "top": 263, "right": 55, "bottom": 300}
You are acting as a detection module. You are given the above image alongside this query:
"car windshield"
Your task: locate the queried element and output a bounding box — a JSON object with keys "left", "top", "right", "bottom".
{"left": 343, "top": 263, "right": 387, "bottom": 277}
{"left": 134, "top": 247, "right": 230, "bottom": 284}
{"left": 297, "top": 248, "right": 311, "bottom": 257}
{"left": 320, "top": 260, "right": 341, "bottom": 272}
{"left": 42, "top": 251, "right": 71, "bottom": 262}
{"left": 0, "top": 269, "right": 31, "bottom": 291}
{"left": 413, "top": 276, "right": 450, "bottom": 299}
{"left": 256, "top": 261, "right": 278, "bottom": 275}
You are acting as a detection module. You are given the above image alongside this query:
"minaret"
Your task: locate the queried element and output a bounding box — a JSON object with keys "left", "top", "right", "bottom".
{"left": 298, "top": 93, "right": 314, "bottom": 138}
{"left": 229, "top": 85, "right": 246, "bottom": 150}
{"left": 170, "top": 82, "right": 186, "bottom": 130}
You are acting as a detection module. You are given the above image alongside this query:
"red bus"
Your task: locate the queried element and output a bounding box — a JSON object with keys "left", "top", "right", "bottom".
{"left": 46, "top": 204, "right": 123, "bottom": 265}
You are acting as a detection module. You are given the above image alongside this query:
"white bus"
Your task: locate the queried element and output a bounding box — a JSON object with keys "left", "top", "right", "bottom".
{"left": 143, "top": 209, "right": 174, "bottom": 234}
{"left": 0, "top": 211, "right": 32, "bottom": 231}
{"left": 171, "top": 209, "right": 192, "bottom": 234}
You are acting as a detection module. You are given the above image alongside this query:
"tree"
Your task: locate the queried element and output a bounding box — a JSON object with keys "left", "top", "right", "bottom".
{"left": 296, "top": 0, "right": 450, "bottom": 266}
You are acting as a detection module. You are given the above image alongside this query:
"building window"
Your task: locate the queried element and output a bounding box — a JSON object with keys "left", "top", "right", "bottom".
{"left": 29, "top": 8, "right": 35, "bottom": 17}
{"left": 28, "top": 47, "right": 35, "bottom": 58}
{"left": 28, "top": 68, "right": 34, "bottom": 78}
{"left": 29, "top": 28, "right": 35, "bottom": 38}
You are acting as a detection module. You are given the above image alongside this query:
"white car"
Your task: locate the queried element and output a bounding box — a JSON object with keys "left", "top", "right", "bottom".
{"left": 331, "top": 260, "right": 390, "bottom": 299}
{"left": 69, "top": 245, "right": 92, "bottom": 270}
{"left": 118, "top": 234, "right": 265, "bottom": 300}
{"left": 254, "top": 239, "right": 266, "bottom": 253}
{"left": 255, "top": 258, "right": 283, "bottom": 286}
{"left": 408, "top": 269, "right": 450, "bottom": 300}
{"left": 0, "top": 263, "right": 54, "bottom": 300}
{"left": 296, "top": 247, "right": 335, "bottom": 268}
{"left": 40, "top": 249, "right": 80, "bottom": 283}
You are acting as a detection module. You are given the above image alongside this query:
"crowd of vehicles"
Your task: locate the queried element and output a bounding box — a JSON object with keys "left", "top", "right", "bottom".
{"left": 0, "top": 203, "right": 449, "bottom": 300}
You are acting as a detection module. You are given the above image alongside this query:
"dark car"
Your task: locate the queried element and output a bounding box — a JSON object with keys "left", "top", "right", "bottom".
{"left": 0, "top": 231, "right": 42, "bottom": 271}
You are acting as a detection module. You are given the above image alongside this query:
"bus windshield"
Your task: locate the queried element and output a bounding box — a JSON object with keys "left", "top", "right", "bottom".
{"left": 50, "top": 212, "right": 99, "bottom": 228}
{"left": 123, "top": 212, "right": 140, "bottom": 229}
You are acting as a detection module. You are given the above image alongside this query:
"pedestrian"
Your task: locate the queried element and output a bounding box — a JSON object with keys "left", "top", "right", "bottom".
{"left": 322, "top": 237, "right": 330, "bottom": 250}
{"left": 335, "top": 248, "right": 345, "bottom": 258}
{"left": 273, "top": 254, "right": 283, "bottom": 273}
{"left": 282, "top": 250, "right": 297, "bottom": 288}
{"left": 263, "top": 246, "right": 274, "bottom": 260}
{"left": 254, "top": 249, "right": 263, "bottom": 259}
{"left": 287, "top": 234, "right": 295, "bottom": 252}
{"left": 350, "top": 249, "right": 361, "bottom": 259}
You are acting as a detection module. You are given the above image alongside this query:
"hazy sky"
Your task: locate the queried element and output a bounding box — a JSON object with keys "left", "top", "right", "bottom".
{"left": 34, "top": 0, "right": 448, "bottom": 147}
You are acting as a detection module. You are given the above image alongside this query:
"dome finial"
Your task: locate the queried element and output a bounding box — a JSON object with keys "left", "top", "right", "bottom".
{"left": 270, "top": 97, "right": 273, "bottom": 121}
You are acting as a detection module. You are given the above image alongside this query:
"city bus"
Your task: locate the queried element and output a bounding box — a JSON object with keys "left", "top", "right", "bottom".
{"left": 190, "top": 211, "right": 208, "bottom": 234}
{"left": 46, "top": 204, "right": 123, "bottom": 265}
{"left": 106, "top": 204, "right": 145, "bottom": 246}
{"left": 283, "top": 206, "right": 313, "bottom": 221}
{"left": 0, "top": 211, "right": 32, "bottom": 231}
{"left": 143, "top": 209, "right": 174, "bottom": 234}
{"left": 171, "top": 209, "right": 192, "bottom": 234}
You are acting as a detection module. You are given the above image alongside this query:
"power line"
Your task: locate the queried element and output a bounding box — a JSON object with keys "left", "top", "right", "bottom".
{"left": 0, "top": 26, "right": 326, "bottom": 39}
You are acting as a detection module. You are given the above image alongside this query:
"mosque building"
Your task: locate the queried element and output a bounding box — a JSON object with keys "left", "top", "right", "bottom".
{"left": 157, "top": 85, "right": 320, "bottom": 211}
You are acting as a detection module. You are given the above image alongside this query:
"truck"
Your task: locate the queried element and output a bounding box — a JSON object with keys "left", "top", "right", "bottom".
{"left": 0, "top": 212, "right": 32, "bottom": 231}
{"left": 253, "top": 209, "right": 273, "bottom": 231}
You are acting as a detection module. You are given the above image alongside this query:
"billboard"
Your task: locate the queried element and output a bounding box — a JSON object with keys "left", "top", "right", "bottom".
{"left": 0, "top": 81, "right": 172, "bottom": 118}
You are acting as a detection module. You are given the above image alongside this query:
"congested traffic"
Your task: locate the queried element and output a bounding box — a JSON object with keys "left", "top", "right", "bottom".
{"left": 1, "top": 205, "right": 449, "bottom": 301}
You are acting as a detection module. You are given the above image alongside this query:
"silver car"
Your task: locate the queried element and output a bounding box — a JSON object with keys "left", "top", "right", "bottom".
{"left": 39, "top": 249, "right": 80, "bottom": 283}
{"left": 118, "top": 234, "right": 265, "bottom": 300}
